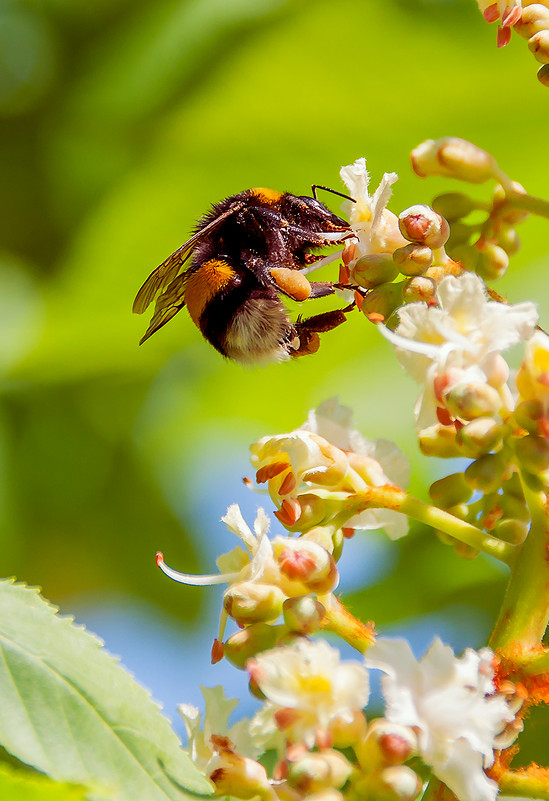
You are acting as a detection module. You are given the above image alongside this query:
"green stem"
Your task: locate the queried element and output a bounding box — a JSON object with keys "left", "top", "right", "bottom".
{"left": 518, "top": 647, "right": 549, "bottom": 676}
{"left": 504, "top": 192, "right": 549, "bottom": 219}
{"left": 489, "top": 474, "right": 549, "bottom": 655}
{"left": 320, "top": 597, "right": 376, "bottom": 653}
{"left": 335, "top": 486, "right": 515, "bottom": 563}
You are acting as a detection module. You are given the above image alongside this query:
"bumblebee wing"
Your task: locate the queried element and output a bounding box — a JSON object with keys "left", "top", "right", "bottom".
{"left": 138, "top": 273, "right": 188, "bottom": 344}
{"left": 132, "top": 201, "right": 245, "bottom": 315}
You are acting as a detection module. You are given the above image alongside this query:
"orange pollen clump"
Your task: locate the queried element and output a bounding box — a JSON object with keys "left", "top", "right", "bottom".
{"left": 483, "top": 3, "right": 501, "bottom": 22}
{"left": 274, "top": 498, "right": 302, "bottom": 526}
{"left": 256, "top": 461, "right": 290, "bottom": 483}
{"left": 211, "top": 638, "right": 225, "bottom": 664}
{"left": 278, "top": 547, "right": 317, "bottom": 580}
{"left": 366, "top": 311, "right": 385, "bottom": 323}
{"left": 279, "top": 471, "right": 297, "bottom": 496}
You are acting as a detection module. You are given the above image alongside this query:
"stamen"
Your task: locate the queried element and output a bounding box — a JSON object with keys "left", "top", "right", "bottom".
{"left": 274, "top": 498, "right": 302, "bottom": 526}
{"left": 155, "top": 552, "right": 240, "bottom": 585}
{"left": 278, "top": 471, "right": 297, "bottom": 496}
{"left": 256, "top": 462, "right": 289, "bottom": 484}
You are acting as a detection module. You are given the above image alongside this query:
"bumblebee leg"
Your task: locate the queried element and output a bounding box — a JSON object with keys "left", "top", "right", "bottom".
{"left": 290, "top": 307, "right": 352, "bottom": 357}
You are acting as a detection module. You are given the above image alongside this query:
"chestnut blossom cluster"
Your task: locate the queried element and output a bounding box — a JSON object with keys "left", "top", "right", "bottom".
{"left": 475, "top": 0, "right": 549, "bottom": 85}
{"left": 161, "top": 139, "right": 549, "bottom": 801}
{"left": 178, "top": 636, "right": 516, "bottom": 801}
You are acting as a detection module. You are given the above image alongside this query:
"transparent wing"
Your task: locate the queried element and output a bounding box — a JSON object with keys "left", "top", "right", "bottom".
{"left": 138, "top": 273, "right": 188, "bottom": 344}
{"left": 132, "top": 201, "right": 244, "bottom": 315}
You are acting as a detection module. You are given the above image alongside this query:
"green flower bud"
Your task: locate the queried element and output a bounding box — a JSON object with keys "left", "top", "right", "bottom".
{"left": 529, "top": 29, "right": 549, "bottom": 63}
{"left": 499, "top": 492, "right": 530, "bottom": 523}
{"left": 515, "top": 399, "right": 544, "bottom": 435}
{"left": 497, "top": 225, "right": 521, "bottom": 256}
{"left": 289, "top": 494, "right": 327, "bottom": 531}
{"left": 429, "top": 472, "right": 472, "bottom": 508}
{"left": 538, "top": 63, "right": 549, "bottom": 86}
{"left": 432, "top": 192, "right": 479, "bottom": 221}
{"left": 356, "top": 719, "right": 417, "bottom": 772}
{"left": 445, "top": 381, "right": 502, "bottom": 421}
{"left": 411, "top": 138, "right": 498, "bottom": 184}
{"left": 457, "top": 417, "right": 504, "bottom": 456}
{"left": 476, "top": 242, "right": 509, "bottom": 281}
{"left": 502, "top": 472, "right": 525, "bottom": 500}
{"left": 447, "top": 222, "right": 475, "bottom": 252}
{"left": 418, "top": 423, "right": 461, "bottom": 458}
{"left": 224, "top": 623, "right": 279, "bottom": 668}
{"left": 493, "top": 518, "right": 529, "bottom": 545}
{"left": 402, "top": 275, "right": 436, "bottom": 304}
{"left": 514, "top": 434, "right": 549, "bottom": 473}
{"left": 398, "top": 205, "right": 450, "bottom": 248}
{"left": 283, "top": 596, "right": 325, "bottom": 633}
{"left": 452, "top": 243, "right": 480, "bottom": 271}
{"left": 393, "top": 243, "right": 432, "bottom": 276}
{"left": 361, "top": 281, "right": 404, "bottom": 323}
{"left": 453, "top": 540, "right": 479, "bottom": 560}
{"left": 287, "top": 751, "right": 352, "bottom": 793}
{"left": 465, "top": 453, "right": 507, "bottom": 493}
{"left": 223, "top": 581, "right": 285, "bottom": 624}
{"left": 380, "top": 766, "right": 422, "bottom": 801}
{"left": 352, "top": 254, "right": 399, "bottom": 288}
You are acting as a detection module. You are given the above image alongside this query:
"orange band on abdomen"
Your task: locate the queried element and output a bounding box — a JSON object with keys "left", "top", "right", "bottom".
{"left": 185, "top": 260, "right": 236, "bottom": 325}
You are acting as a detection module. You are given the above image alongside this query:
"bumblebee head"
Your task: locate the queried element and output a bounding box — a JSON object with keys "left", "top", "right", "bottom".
{"left": 279, "top": 193, "right": 351, "bottom": 243}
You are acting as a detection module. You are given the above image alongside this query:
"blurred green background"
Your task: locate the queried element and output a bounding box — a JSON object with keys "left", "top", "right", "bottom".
{"left": 2, "top": 0, "right": 549, "bottom": 757}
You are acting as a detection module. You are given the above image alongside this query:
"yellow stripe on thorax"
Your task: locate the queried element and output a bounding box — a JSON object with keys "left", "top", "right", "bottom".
{"left": 185, "top": 260, "right": 236, "bottom": 325}
{"left": 251, "top": 187, "right": 283, "bottom": 204}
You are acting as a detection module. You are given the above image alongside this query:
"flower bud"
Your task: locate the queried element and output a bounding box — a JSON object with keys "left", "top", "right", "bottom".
{"left": 457, "top": 417, "right": 504, "bottom": 456}
{"left": 497, "top": 224, "right": 521, "bottom": 255}
{"left": 445, "top": 381, "right": 502, "bottom": 421}
{"left": 287, "top": 494, "right": 327, "bottom": 531}
{"left": 432, "top": 192, "right": 479, "bottom": 221}
{"left": 224, "top": 623, "right": 279, "bottom": 668}
{"left": 398, "top": 205, "right": 450, "bottom": 248}
{"left": 283, "top": 596, "right": 326, "bottom": 633}
{"left": 393, "top": 243, "right": 432, "bottom": 276}
{"left": 418, "top": 423, "right": 461, "bottom": 458}
{"left": 475, "top": 242, "right": 509, "bottom": 281}
{"left": 351, "top": 254, "right": 399, "bottom": 288}
{"left": 529, "top": 29, "right": 549, "bottom": 61}
{"left": 411, "top": 138, "right": 498, "bottom": 183}
{"left": 452, "top": 243, "right": 480, "bottom": 271}
{"left": 465, "top": 453, "right": 508, "bottom": 493}
{"left": 515, "top": 4, "right": 549, "bottom": 38}
{"left": 538, "top": 63, "right": 549, "bottom": 85}
{"left": 274, "top": 538, "right": 338, "bottom": 594}
{"left": 514, "top": 399, "right": 544, "bottom": 434}
{"left": 209, "top": 737, "right": 277, "bottom": 801}
{"left": 300, "top": 525, "right": 337, "bottom": 552}
{"left": 402, "top": 275, "right": 437, "bottom": 304}
{"left": 224, "top": 582, "right": 285, "bottom": 624}
{"left": 356, "top": 719, "right": 417, "bottom": 772}
{"left": 287, "top": 751, "right": 352, "bottom": 793}
{"left": 361, "top": 281, "right": 404, "bottom": 323}
{"left": 330, "top": 710, "right": 368, "bottom": 748}
{"left": 493, "top": 517, "right": 529, "bottom": 545}
{"left": 380, "top": 765, "right": 422, "bottom": 801}
{"left": 500, "top": 492, "right": 530, "bottom": 523}
{"left": 514, "top": 434, "right": 549, "bottom": 473}
{"left": 429, "top": 472, "right": 472, "bottom": 508}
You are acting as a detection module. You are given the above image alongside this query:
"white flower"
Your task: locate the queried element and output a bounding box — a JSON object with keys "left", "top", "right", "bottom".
{"left": 303, "top": 398, "right": 410, "bottom": 539}
{"left": 251, "top": 399, "right": 410, "bottom": 539}
{"left": 340, "top": 158, "right": 406, "bottom": 258}
{"left": 157, "top": 504, "right": 277, "bottom": 588}
{"left": 382, "top": 273, "right": 538, "bottom": 428}
{"left": 366, "top": 638, "right": 516, "bottom": 801}
{"left": 180, "top": 685, "right": 267, "bottom": 773}
{"left": 248, "top": 638, "right": 370, "bottom": 749}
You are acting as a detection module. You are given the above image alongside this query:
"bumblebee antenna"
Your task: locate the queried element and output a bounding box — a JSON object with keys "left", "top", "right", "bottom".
{"left": 311, "top": 185, "right": 356, "bottom": 203}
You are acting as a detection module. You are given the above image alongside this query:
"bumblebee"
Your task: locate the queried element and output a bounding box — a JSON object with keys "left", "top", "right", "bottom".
{"left": 133, "top": 187, "right": 354, "bottom": 363}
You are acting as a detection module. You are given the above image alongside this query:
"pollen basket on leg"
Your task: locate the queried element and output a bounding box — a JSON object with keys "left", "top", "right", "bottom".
{"left": 185, "top": 260, "right": 236, "bottom": 326}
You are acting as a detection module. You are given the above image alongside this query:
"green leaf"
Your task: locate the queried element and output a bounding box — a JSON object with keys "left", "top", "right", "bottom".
{"left": 0, "top": 580, "right": 212, "bottom": 801}
{"left": 0, "top": 763, "right": 87, "bottom": 801}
